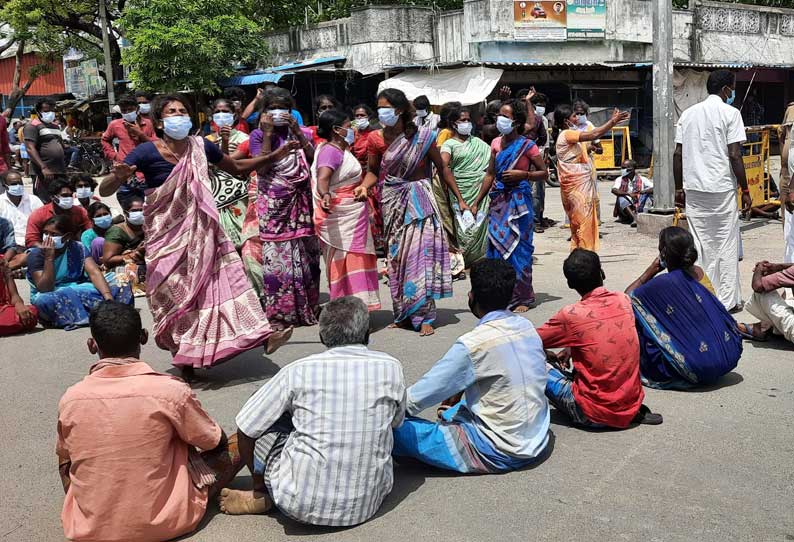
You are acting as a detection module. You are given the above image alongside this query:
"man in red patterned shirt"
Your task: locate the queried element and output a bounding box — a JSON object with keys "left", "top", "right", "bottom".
{"left": 537, "top": 249, "right": 662, "bottom": 428}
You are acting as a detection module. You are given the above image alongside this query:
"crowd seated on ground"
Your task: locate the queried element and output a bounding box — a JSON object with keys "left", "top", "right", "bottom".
{"left": 25, "top": 177, "right": 91, "bottom": 249}
{"left": 26, "top": 214, "right": 132, "bottom": 329}
{"left": 626, "top": 227, "right": 742, "bottom": 389}
{"left": 81, "top": 201, "right": 113, "bottom": 263}
{"left": 537, "top": 249, "right": 662, "bottom": 428}
{"left": 0, "top": 252, "right": 37, "bottom": 336}
{"left": 0, "top": 169, "right": 43, "bottom": 271}
{"left": 102, "top": 196, "right": 146, "bottom": 295}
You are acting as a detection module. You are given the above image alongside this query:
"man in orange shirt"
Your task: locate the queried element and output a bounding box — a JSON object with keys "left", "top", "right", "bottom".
{"left": 536, "top": 249, "right": 662, "bottom": 428}
{"left": 56, "top": 301, "right": 243, "bottom": 542}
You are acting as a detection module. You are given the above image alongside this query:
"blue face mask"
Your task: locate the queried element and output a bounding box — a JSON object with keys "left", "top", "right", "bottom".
{"left": 726, "top": 89, "right": 736, "bottom": 106}
{"left": 162, "top": 115, "right": 192, "bottom": 140}
{"left": 378, "top": 107, "right": 399, "bottom": 127}
{"left": 45, "top": 234, "right": 64, "bottom": 250}
{"left": 127, "top": 211, "right": 145, "bottom": 226}
{"left": 93, "top": 215, "right": 113, "bottom": 229}
{"left": 341, "top": 127, "right": 355, "bottom": 146}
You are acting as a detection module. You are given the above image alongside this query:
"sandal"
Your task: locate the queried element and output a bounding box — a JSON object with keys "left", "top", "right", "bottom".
{"left": 736, "top": 323, "right": 770, "bottom": 342}
{"left": 633, "top": 404, "right": 663, "bottom": 425}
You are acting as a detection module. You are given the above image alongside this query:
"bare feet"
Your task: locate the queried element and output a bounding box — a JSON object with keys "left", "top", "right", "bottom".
{"left": 219, "top": 488, "right": 273, "bottom": 515}
{"left": 265, "top": 327, "right": 293, "bottom": 355}
{"left": 514, "top": 305, "right": 530, "bottom": 313}
{"left": 419, "top": 323, "right": 435, "bottom": 336}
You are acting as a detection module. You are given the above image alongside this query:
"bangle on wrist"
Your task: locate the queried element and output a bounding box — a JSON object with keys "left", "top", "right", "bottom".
{"left": 741, "top": 188, "right": 750, "bottom": 194}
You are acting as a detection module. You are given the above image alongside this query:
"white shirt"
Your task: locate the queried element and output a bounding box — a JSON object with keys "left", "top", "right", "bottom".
{"left": 612, "top": 174, "right": 653, "bottom": 193}
{"left": 236, "top": 345, "right": 406, "bottom": 527}
{"left": 675, "top": 94, "right": 747, "bottom": 193}
{"left": 0, "top": 191, "right": 43, "bottom": 246}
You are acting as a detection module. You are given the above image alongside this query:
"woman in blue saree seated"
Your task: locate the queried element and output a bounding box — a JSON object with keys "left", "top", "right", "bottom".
{"left": 27, "top": 215, "right": 133, "bottom": 330}
{"left": 625, "top": 227, "right": 742, "bottom": 389}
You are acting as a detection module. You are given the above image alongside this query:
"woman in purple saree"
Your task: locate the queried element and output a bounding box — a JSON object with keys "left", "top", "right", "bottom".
{"left": 358, "top": 89, "right": 468, "bottom": 336}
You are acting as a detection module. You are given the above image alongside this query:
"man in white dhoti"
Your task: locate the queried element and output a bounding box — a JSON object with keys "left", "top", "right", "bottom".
{"left": 674, "top": 70, "right": 751, "bottom": 312}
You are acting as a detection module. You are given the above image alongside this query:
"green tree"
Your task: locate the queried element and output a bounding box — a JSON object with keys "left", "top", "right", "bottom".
{"left": 120, "top": 0, "right": 267, "bottom": 93}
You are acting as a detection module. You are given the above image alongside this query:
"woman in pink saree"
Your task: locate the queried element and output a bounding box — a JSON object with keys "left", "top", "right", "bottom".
{"left": 553, "top": 105, "right": 630, "bottom": 252}
{"left": 311, "top": 109, "right": 380, "bottom": 310}
{"left": 101, "top": 94, "right": 292, "bottom": 375}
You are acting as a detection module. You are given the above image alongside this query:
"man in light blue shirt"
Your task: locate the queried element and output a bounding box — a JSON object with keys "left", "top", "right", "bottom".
{"left": 393, "top": 258, "right": 551, "bottom": 473}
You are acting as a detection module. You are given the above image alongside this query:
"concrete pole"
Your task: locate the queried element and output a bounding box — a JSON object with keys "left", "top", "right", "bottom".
{"left": 651, "top": 0, "right": 675, "bottom": 213}
{"left": 99, "top": 0, "right": 116, "bottom": 108}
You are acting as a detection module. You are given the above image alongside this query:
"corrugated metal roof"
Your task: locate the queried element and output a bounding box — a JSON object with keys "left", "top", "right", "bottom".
{"left": 269, "top": 56, "right": 346, "bottom": 72}
{"left": 0, "top": 52, "right": 65, "bottom": 96}
{"left": 219, "top": 72, "right": 288, "bottom": 87}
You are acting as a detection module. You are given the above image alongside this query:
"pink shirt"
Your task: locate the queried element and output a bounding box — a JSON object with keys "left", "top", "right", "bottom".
{"left": 57, "top": 359, "right": 221, "bottom": 542}
{"left": 101, "top": 117, "right": 157, "bottom": 163}
{"left": 490, "top": 136, "right": 541, "bottom": 171}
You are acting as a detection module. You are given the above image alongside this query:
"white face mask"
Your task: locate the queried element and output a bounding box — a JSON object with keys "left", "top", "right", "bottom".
{"left": 44, "top": 233, "right": 64, "bottom": 250}
{"left": 496, "top": 115, "right": 514, "bottom": 135}
{"left": 75, "top": 187, "right": 93, "bottom": 199}
{"left": 378, "top": 107, "right": 399, "bottom": 127}
{"left": 621, "top": 169, "right": 633, "bottom": 178}
{"left": 354, "top": 118, "right": 370, "bottom": 130}
{"left": 6, "top": 184, "right": 24, "bottom": 197}
{"left": 122, "top": 111, "right": 138, "bottom": 123}
{"left": 415, "top": 109, "right": 428, "bottom": 118}
{"left": 138, "top": 103, "right": 151, "bottom": 115}
{"left": 213, "top": 112, "right": 235, "bottom": 128}
{"left": 162, "top": 115, "right": 192, "bottom": 140}
{"left": 535, "top": 106, "right": 546, "bottom": 116}
{"left": 577, "top": 114, "right": 588, "bottom": 127}
{"left": 268, "top": 109, "right": 290, "bottom": 126}
{"left": 127, "top": 210, "right": 145, "bottom": 226}
{"left": 40, "top": 111, "right": 56, "bottom": 123}
{"left": 456, "top": 121, "right": 473, "bottom": 136}
{"left": 56, "top": 195, "right": 74, "bottom": 210}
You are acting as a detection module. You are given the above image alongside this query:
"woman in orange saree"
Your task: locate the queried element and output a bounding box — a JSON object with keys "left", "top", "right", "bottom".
{"left": 554, "top": 105, "right": 630, "bottom": 252}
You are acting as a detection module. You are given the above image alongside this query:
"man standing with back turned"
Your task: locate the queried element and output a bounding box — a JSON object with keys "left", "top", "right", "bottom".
{"left": 674, "top": 70, "right": 750, "bottom": 312}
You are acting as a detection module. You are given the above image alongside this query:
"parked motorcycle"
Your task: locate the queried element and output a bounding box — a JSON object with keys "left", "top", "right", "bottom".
{"left": 73, "top": 138, "right": 111, "bottom": 176}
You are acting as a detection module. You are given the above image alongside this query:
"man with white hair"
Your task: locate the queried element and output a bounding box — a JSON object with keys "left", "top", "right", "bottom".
{"left": 221, "top": 296, "right": 406, "bottom": 526}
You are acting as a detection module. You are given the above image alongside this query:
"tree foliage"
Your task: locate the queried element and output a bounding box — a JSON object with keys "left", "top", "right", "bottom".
{"left": 120, "top": 0, "right": 267, "bottom": 93}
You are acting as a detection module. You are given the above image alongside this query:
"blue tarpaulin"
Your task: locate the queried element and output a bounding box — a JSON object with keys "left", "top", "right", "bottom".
{"left": 218, "top": 56, "right": 347, "bottom": 87}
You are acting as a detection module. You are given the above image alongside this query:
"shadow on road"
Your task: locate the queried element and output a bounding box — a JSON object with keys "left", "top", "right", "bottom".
{"left": 166, "top": 349, "right": 282, "bottom": 391}
{"left": 679, "top": 371, "right": 744, "bottom": 393}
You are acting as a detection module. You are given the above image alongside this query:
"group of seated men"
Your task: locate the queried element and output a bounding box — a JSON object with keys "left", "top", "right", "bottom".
{"left": 58, "top": 253, "right": 669, "bottom": 541}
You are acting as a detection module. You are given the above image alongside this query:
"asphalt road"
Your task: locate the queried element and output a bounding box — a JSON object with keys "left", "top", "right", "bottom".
{"left": 2, "top": 182, "right": 793, "bottom": 542}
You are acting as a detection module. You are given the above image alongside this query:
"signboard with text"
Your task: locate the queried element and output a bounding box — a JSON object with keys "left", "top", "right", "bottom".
{"left": 514, "top": 0, "right": 567, "bottom": 41}
{"left": 566, "top": 0, "right": 607, "bottom": 39}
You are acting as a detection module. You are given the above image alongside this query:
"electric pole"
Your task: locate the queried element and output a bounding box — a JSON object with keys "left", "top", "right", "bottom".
{"left": 99, "top": 0, "right": 116, "bottom": 108}
{"left": 651, "top": 0, "right": 675, "bottom": 212}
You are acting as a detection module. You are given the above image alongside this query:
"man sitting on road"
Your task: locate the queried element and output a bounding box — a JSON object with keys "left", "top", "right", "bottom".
{"left": 738, "top": 260, "right": 794, "bottom": 342}
{"left": 392, "top": 258, "right": 551, "bottom": 473}
{"left": 24, "top": 176, "right": 91, "bottom": 249}
{"left": 222, "top": 296, "right": 406, "bottom": 526}
{"left": 537, "top": 249, "right": 662, "bottom": 428}
{"left": 611, "top": 159, "right": 653, "bottom": 227}
{"left": 56, "top": 301, "right": 243, "bottom": 542}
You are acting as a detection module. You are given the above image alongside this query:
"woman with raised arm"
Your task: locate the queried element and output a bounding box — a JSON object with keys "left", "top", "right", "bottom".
{"left": 554, "top": 105, "right": 630, "bottom": 252}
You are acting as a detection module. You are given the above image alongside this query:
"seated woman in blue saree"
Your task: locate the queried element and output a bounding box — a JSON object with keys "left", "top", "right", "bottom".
{"left": 27, "top": 215, "right": 133, "bottom": 330}
{"left": 471, "top": 100, "right": 548, "bottom": 312}
{"left": 625, "top": 227, "right": 742, "bottom": 389}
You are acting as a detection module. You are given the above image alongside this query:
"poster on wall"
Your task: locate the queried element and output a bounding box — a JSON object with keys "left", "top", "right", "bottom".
{"left": 566, "top": 0, "right": 607, "bottom": 40}
{"left": 514, "top": 0, "right": 567, "bottom": 41}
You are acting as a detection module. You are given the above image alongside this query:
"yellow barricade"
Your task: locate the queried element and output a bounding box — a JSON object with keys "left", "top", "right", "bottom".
{"left": 737, "top": 125, "right": 779, "bottom": 207}
{"left": 594, "top": 126, "right": 632, "bottom": 170}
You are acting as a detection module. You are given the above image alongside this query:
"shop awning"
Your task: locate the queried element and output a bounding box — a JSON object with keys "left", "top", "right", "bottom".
{"left": 377, "top": 67, "right": 504, "bottom": 106}
{"left": 219, "top": 56, "right": 348, "bottom": 87}
{"left": 269, "top": 56, "right": 347, "bottom": 72}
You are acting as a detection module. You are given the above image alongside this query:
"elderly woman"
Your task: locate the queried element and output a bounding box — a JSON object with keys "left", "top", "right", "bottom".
{"left": 472, "top": 99, "right": 548, "bottom": 312}
{"left": 358, "top": 88, "right": 467, "bottom": 336}
{"left": 205, "top": 98, "right": 250, "bottom": 247}
{"left": 26, "top": 215, "right": 132, "bottom": 330}
{"left": 553, "top": 105, "right": 629, "bottom": 252}
{"left": 626, "top": 227, "right": 742, "bottom": 389}
{"left": 249, "top": 87, "right": 320, "bottom": 330}
{"left": 99, "top": 93, "right": 291, "bottom": 372}
{"left": 311, "top": 109, "right": 380, "bottom": 311}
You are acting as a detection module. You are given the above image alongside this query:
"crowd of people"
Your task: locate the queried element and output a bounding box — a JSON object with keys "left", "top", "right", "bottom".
{"left": 0, "top": 67, "right": 791, "bottom": 540}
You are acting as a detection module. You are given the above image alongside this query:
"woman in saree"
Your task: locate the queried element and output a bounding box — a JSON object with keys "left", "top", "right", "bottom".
{"left": 471, "top": 100, "right": 548, "bottom": 312}
{"left": 205, "top": 98, "right": 250, "bottom": 248}
{"left": 100, "top": 93, "right": 292, "bottom": 375}
{"left": 357, "top": 88, "right": 468, "bottom": 336}
{"left": 0, "top": 253, "right": 38, "bottom": 336}
{"left": 350, "top": 104, "right": 384, "bottom": 250}
{"left": 102, "top": 197, "right": 147, "bottom": 297}
{"left": 553, "top": 105, "right": 630, "bottom": 252}
{"left": 440, "top": 107, "right": 491, "bottom": 268}
{"left": 26, "top": 215, "right": 132, "bottom": 330}
{"left": 626, "top": 227, "right": 742, "bottom": 389}
{"left": 433, "top": 101, "right": 465, "bottom": 279}
{"left": 249, "top": 87, "right": 321, "bottom": 330}
{"left": 311, "top": 109, "right": 381, "bottom": 310}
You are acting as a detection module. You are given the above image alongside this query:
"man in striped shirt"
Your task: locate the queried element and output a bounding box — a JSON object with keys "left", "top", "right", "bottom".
{"left": 221, "top": 296, "right": 406, "bottom": 526}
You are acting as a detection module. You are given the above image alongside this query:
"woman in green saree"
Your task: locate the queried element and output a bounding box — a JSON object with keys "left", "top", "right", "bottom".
{"left": 440, "top": 107, "right": 491, "bottom": 267}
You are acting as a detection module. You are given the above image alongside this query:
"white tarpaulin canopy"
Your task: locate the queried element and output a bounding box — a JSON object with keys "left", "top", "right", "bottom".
{"left": 377, "top": 67, "right": 504, "bottom": 106}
